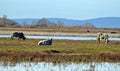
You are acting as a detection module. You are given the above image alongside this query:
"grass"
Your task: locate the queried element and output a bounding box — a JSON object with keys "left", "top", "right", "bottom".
{"left": 0, "top": 38, "right": 120, "bottom": 62}
{"left": 0, "top": 27, "right": 120, "bottom": 62}
{"left": 0, "top": 38, "right": 120, "bottom": 53}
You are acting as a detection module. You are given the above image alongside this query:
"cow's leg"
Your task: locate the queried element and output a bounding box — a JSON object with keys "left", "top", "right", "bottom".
{"left": 105, "top": 39, "right": 109, "bottom": 44}
{"left": 97, "top": 37, "right": 100, "bottom": 43}
{"left": 104, "top": 34, "right": 109, "bottom": 44}
{"left": 11, "top": 36, "right": 14, "bottom": 40}
{"left": 98, "top": 38, "right": 100, "bottom": 43}
{"left": 17, "top": 37, "right": 20, "bottom": 40}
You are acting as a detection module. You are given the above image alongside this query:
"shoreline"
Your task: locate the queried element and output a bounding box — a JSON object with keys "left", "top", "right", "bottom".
{"left": 0, "top": 30, "right": 120, "bottom": 38}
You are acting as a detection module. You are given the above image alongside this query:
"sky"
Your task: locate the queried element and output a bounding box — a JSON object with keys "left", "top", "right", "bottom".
{"left": 0, "top": 0, "right": 120, "bottom": 20}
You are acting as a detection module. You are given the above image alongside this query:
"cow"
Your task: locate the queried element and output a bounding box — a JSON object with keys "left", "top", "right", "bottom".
{"left": 11, "top": 32, "right": 26, "bottom": 40}
{"left": 96, "top": 32, "right": 109, "bottom": 44}
{"left": 38, "top": 39, "right": 52, "bottom": 45}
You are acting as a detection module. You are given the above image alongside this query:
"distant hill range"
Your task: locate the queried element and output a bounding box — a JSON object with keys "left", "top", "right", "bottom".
{"left": 12, "top": 17, "right": 120, "bottom": 28}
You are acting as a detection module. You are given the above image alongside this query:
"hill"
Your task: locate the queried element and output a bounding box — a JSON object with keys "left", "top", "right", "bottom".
{"left": 13, "top": 18, "right": 39, "bottom": 25}
{"left": 0, "top": 18, "right": 20, "bottom": 27}
{"left": 12, "top": 17, "right": 120, "bottom": 28}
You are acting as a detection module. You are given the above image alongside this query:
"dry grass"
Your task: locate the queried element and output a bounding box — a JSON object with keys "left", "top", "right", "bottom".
{"left": 0, "top": 27, "right": 120, "bottom": 33}
{"left": 0, "top": 27, "right": 120, "bottom": 37}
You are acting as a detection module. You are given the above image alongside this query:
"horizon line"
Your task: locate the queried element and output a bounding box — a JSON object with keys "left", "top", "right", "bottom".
{"left": 7, "top": 16, "right": 120, "bottom": 20}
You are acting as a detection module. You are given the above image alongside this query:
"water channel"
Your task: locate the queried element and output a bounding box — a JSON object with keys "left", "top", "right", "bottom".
{"left": 0, "top": 61, "right": 120, "bottom": 71}
{"left": 0, "top": 35, "right": 120, "bottom": 41}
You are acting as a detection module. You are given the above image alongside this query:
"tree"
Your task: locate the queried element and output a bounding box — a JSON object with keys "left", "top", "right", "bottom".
{"left": 2, "top": 15, "right": 7, "bottom": 27}
{"left": 0, "top": 15, "right": 21, "bottom": 28}
{"left": 82, "top": 23, "right": 95, "bottom": 28}
{"left": 56, "top": 21, "right": 64, "bottom": 27}
{"left": 35, "top": 18, "right": 49, "bottom": 27}
{"left": 0, "top": 15, "right": 7, "bottom": 27}
{"left": 34, "top": 18, "right": 65, "bottom": 28}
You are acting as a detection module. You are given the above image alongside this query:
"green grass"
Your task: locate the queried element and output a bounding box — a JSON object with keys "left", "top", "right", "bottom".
{"left": 0, "top": 38, "right": 120, "bottom": 53}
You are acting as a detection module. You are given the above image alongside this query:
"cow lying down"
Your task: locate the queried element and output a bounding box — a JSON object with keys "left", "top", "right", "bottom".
{"left": 38, "top": 39, "right": 52, "bottom": 45}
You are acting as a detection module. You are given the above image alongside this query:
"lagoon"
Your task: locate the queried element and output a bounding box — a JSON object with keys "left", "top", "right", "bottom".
{"left": 0, "top": 34, "right": 120, "bottom": 41}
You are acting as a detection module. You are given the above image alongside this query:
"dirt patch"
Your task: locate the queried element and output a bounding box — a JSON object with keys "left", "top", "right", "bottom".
{"left": 0, "top": 50, "right": 120, "bottom": 62}
{"left": 44, "top": 50, "right": 61, "bottom": 54}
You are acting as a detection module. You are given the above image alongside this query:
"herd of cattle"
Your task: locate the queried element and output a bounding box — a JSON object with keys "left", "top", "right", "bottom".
{"left": 11, "top": 32, "right": 109, "bottom": 45}
{"left": 11, "top": 32, "right": 52, "bottom": 45}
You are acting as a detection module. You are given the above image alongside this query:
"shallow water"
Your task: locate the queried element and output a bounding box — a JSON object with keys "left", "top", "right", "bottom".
{"left": 0, "top": 34, "right": 120, "bottom": 41}
{"left": 0, "top": 61, "right": 120, "bottom": 71}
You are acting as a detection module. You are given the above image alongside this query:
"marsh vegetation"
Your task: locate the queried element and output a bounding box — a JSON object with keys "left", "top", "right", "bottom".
{"left": 0, "top": 38, "right": 120, "bottom": 62}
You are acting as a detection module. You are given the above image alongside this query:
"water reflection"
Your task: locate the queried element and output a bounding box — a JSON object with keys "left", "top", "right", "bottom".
{"left": 0, "top": 61, "right": 120, "bottom": 71}
{"left": 0, "top": 34, "right": 120, "bottom": 41}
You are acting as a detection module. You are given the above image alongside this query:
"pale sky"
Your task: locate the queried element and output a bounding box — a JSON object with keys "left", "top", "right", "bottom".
{"left": 0, "top": 0, "right": 120, "bottom": 20}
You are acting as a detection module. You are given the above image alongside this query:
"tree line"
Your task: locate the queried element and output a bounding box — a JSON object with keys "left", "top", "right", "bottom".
{"left": 0, "top": 15, "right": 95, "bottom": 28}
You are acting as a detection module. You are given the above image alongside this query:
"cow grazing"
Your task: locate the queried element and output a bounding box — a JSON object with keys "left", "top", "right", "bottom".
{"left": 11, "top": 32, "right": 26, "bottom": 40}
{"left": 38, "top": 39, "right": 52, "bottom": 45}
{"left": 96, "top": 32, "right": 109, "bottom": 44}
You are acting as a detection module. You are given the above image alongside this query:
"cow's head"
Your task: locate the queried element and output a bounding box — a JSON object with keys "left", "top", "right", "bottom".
{"left": 23, "top": 37, "right": 26, "bottom": 40}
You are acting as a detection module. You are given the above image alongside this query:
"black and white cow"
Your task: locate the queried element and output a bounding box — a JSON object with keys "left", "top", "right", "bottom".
{"left": 96, "top": 32, "right": 109, "bottom": 44}
{"left": 11, "top": 32, "right": 26, "bottom": 40}
{"left": 38, "top": 39, "right": 52, "bottom": 45}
